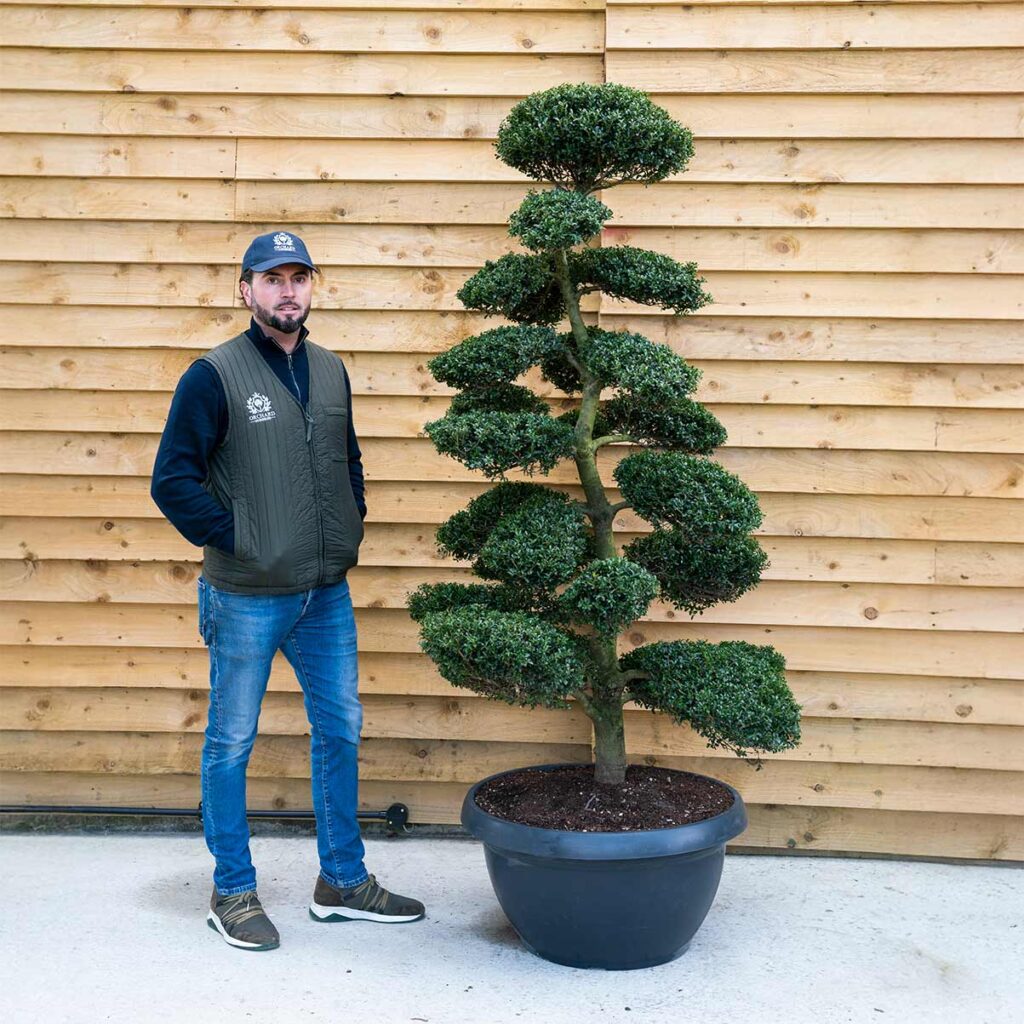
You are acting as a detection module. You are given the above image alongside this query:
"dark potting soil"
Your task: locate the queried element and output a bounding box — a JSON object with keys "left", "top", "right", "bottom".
{"left": 473, "top": 764, "right": 734, "bottom": 832}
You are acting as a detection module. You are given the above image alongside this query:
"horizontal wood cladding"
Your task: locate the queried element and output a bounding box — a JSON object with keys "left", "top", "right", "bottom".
{"left": 0, "top": 0, "right": 606, "bottom": 7}
{"left": 5, "top": 522, "right": 1024, "bottom": 588}
{"left": 3, "top": 605, "right": 1022, "bottom": 679}
{"left": 1, "top": 50, "right": 605, "bottom": 95}
{"left": 3, "top": 434, "right": 1022, "bottom": 498}
{"left": 4, "top": 561, "right": 1023, "bottom": 633}
{"left": 3, "top": 688, "right": 1022, "bottom": 773}
{"left": 8, "top": 180, "right": 1021, "bottom": 228}
{"left": 8, "top": 140, "right": 1024, "bottom": 184}
{"left": 1, "top": 305, "right": 1019, "bottom": 364}
{"left": 3, "top": 263, "right": 1020, "bottom": 319}
{"left": 7, "top": 347, "right": 1022, "bottom": 407}
{"left": 4, "top": 487, "right": 1019, "bottom": 552}
{"left": 2, "top": 478, "right": 1022, "bottom": 542}
{"left": 3, "top": 7, "right": 606, "bottom": 53}
{"left": 4, "top": 645, "right": 1021, "bottom": 726}
{"left": 5, "top": 93, "right": 1022, "bottom": 139}
{"left": 605, "top": 4, "right": 1024, "bottom": 49}
{"left": 7, "top": 4, "right": 1020, "bottom": 53}
{"left": 5, "top": 391, "right": 1022, "bottom": 453}
{"left": 605, "top": 48, "right": 1024, "bottom": 93}
{"left": 3, "top": 732, "right": 1023, "bottom": 816}
{"left": 5, "top": 769, "right": 1020, "bottom": 857}
{"left": 3, "top": 47, "right": 1019, "bottom": 95}
{"left": 5, "top": 223, "right": 1024, "bottom": 274}
{"left": 2, "top": 0, "right": 1021, "bottom": 860}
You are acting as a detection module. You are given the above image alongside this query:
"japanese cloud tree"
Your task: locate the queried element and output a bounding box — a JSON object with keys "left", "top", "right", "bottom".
{"left": 406, "top": 83, "right": 801, "bottom": 787}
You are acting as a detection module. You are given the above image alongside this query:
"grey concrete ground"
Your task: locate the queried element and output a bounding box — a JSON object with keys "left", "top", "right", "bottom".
{"left": 1, "top": 833, "right": 1020, "bottom": 1024}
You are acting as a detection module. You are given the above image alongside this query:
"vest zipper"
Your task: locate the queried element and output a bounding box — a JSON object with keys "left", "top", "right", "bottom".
{"left": 285, "top": 347, "right": 326, "bottom": 587}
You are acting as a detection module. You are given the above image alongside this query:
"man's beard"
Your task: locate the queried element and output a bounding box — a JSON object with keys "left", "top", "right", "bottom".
{"left": 251, "top": 297, "right": 310, "bottom": 335}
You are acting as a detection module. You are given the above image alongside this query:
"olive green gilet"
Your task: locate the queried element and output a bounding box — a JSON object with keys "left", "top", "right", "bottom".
{"left": 199, "top": 332, "right": 364, "bottom": 594}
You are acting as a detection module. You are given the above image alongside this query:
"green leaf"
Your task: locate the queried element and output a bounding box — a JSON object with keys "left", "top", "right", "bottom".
{"left": 495, "top": 82, "right": 694, "bottom": 192}
{"left": 569, "top": 246, "right": 712, "bottom": 316}
{"left": 557, "top": 557, "right": 660, "bottom": 638}
{"left": 427, "top": 325, "right": 560, "bottom": 389}
{"left": 603, "top": 393, "right": 727, "bottom": 452}
{"left": 435, "top": 482, "right": 554, "bottom": 562}
{"left": 418, "top": 608, "right": 586, "bottom": 709}
{"left": 625, "top": 530, "right": 768, "bottom": 615}
{"left": 621, "top": 640, "right": 801, "bottom": 758}
{"left": 456, "top": 253, "right": 564, "bottom": 324}
{"left": 476, "top": 491, "right": 591, "bottom": 589}
{"left": 613, "top": 451, "right": 762, "bottom": 535}
{"left": 406, "top": 581, "right": 545, "bottom": 622}
{"left": 508, "top": 188, "right": 612, "bottom": 251}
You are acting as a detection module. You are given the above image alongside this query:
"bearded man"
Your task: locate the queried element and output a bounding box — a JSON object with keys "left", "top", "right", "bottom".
{"left": 151, "top": 231, "right": 425, "bottom": 951}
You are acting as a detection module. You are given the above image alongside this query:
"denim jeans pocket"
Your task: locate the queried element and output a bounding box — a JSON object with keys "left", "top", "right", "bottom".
{"left": 197, "top": 576, "right": 211, "bottom": 645}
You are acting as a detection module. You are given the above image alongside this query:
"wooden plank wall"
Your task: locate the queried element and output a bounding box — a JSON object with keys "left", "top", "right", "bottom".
{"left": 1, "top": 0, "right": 1022, "bottom": 860}
{"left": 601, "top": 0, "right": 1024, "bottom": 859}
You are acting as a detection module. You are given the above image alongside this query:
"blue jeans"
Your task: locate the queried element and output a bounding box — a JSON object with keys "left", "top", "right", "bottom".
{"left": 198, "top": 574, "right": 369, "bottom": 895}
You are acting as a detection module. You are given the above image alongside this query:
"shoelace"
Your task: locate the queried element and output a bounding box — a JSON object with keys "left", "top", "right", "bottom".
{"left": 350, "top": 874, "right": 390, "bottom": 914}
{"left": 219, "top": 891, "right": 266, "bottom": 928}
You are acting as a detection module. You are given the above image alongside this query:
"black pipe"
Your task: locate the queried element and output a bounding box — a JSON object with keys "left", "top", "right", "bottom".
{"left": 0, "top": 802, "right": 411, "bottom": 833}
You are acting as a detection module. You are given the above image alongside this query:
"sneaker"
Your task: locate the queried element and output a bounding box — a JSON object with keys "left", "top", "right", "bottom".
{"left": 309, "top": 873, "right": 425, "bottom": 924}
{"left": 207, "top": 888, "right": 280, "bottom": 951}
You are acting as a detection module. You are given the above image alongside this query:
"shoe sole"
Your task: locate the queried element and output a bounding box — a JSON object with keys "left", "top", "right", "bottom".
{"left": 308, "top": 902, "right": 424, "bottom": 924}
{"left": 206, "top": 912, "right": 280, "bottom": 950}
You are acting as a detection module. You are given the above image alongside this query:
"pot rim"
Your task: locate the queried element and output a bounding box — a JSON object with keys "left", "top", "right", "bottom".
{"left": 460, "top": 761, "right": 749, "bottom": 861}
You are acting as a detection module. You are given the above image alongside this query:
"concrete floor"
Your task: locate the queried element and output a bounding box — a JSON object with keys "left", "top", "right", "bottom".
{"left": 1, "top": 833, "right": 1020, "bottom": 1024}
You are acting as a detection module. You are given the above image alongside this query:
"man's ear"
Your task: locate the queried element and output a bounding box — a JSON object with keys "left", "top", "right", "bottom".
{"left": 239, "top": 280, "right": 252, "bottom": 309}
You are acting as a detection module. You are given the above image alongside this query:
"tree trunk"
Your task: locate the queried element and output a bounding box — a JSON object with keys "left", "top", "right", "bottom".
{"left": 551, "top": 249, "right": 631, "bottom": 787}
{"left": 591, "top": 710, "right": 627, "bottom": 786}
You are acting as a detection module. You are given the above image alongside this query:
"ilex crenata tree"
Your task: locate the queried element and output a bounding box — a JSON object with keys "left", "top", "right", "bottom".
{"left": 406, "top": 83, "right": 802, "bottom": 786}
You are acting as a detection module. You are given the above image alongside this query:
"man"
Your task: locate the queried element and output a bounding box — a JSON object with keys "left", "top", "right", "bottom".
{"left": 151, "top": 230, "right": 425, "bottom": 951}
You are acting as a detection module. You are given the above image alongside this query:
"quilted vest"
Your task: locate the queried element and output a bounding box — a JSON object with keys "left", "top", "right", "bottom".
{"left": 198, "top": 332, "right": 364, "bottom": 594}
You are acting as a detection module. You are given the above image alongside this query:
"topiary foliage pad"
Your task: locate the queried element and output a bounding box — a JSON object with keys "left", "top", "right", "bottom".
{"left": 406, "top": 81, "right": 802, "bottom": 778}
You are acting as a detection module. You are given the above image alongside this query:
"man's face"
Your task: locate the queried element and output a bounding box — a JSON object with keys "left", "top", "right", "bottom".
{"left": 241, "top": 263, "right": 314, "bottom": 334}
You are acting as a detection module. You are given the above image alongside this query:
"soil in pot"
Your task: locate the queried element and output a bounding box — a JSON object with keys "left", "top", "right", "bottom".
{"left": 473, "top": 764, "right": 734, "bottom": 832}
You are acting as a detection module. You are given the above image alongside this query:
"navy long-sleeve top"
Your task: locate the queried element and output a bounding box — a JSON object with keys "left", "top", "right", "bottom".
{"left": 151, "top": 318, "right": 366, "bottom": 556}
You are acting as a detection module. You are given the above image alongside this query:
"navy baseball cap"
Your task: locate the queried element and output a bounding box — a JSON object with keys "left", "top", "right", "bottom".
{"left": 242, "top": 231, "right": 318, "bottom": 273}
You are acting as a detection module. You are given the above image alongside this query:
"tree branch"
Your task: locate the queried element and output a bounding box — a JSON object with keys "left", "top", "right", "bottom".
{"left": 572, "top": 687, "right": 597, "bottom": 717}
{"left": 608, "top": 499, "right": 632, "bottom": 515}
{"left": 619, "top": 669, "right": 650, "bottom": 684}
{"left": 592, "top": 434, "right": 634, "bottom": 449}
{"left": 563, "top": 346, "right": 585, "bottom": 374}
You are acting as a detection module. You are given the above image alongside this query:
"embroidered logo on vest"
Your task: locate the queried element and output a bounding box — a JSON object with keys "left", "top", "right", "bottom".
{"left": 246, "top": 392, "right": 276, "bottom": 423}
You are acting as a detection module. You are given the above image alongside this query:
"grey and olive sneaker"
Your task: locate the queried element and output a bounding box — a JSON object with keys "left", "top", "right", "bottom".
{"left": 207, "top": 888, "right": 280, "bottom": 951}
{"left": 309, "top": 873, "right": 425, "bottom": 924}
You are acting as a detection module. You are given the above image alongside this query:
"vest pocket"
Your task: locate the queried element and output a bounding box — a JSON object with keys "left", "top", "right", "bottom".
{"left": 231, "top": 497, "right": 257, "bottom": 560}
{"left": 323, "top": 406, "right": 347, "bottom": 461}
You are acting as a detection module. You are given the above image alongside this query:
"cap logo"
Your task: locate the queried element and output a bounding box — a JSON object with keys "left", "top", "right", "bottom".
{"left": 246, "top": 392, "right": 276, "bottom": 424}
{"left": 272, "top": 232, "right": 297, "bottom": 252}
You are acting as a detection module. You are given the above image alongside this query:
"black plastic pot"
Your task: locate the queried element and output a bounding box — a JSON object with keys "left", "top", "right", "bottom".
{"left": 461, "top": 762, "right": 748, "bottom": 970}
